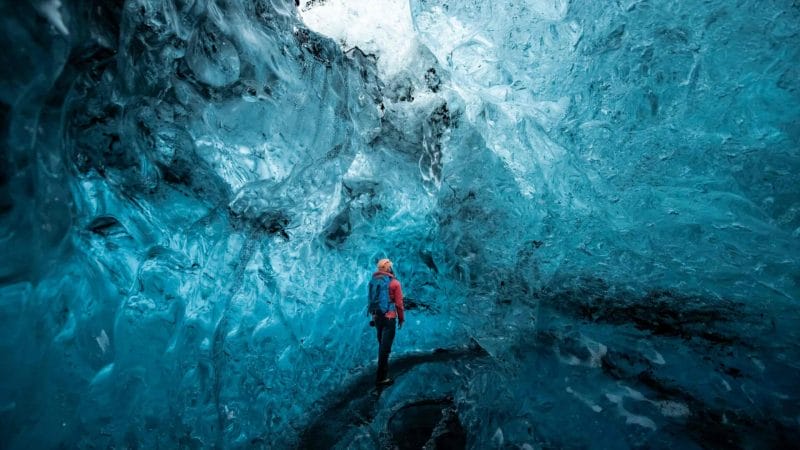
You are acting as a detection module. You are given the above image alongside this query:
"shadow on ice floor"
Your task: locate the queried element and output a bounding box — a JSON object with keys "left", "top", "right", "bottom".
{"left": 298, "top": 285, "right": 800, "bottom": 449}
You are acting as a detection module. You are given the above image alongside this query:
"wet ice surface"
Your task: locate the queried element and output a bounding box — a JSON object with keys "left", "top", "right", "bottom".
{"left": 1, "top": 0, "right": 799, "bottom": 448}
{"left": 298, "top": 287, "right": 800, "bottom": 449}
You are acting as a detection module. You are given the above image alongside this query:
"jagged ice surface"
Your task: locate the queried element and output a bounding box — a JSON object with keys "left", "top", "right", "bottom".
{"left": 0, "top": 0, "right": 799, "bottom": 448}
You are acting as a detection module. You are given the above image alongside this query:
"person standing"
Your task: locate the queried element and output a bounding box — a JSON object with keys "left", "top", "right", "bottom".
{"left": 367, "top": 258, "right": 405, "bottom": 386}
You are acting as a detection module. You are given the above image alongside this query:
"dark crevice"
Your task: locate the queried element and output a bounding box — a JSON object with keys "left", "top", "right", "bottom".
{"left": 87, "top": 215, "right": 128, "bottom": 237}
{"left": 540, "top": 281, "right": 754, "bottom": 347}
{"left": 387, "top": 397, "right": 465, "bottom": 450}
{"left": 297, "top": 342, "right": 489, "bottom": 449}
{"left": 322, "top": 207, "right": 351, "bottom": 248}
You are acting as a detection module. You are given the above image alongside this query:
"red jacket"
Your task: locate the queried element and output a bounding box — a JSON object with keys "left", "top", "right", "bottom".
{"left": 372, "top": 271, "right": 405, "bottom": 323}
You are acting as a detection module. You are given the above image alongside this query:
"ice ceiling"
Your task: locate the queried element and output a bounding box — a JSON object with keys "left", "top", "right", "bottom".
{"left": 0, "top": 0, "right": 799, "bottom": 448}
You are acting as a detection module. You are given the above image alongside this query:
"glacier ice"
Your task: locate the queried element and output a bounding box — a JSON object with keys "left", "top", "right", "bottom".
{"left": 0, "top": 0, "right": 799, "bottom": 448}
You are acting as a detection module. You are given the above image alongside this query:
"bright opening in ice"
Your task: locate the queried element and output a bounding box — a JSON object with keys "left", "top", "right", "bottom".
{"left": 298, "top": 0, "right": 417, "bottom": 77}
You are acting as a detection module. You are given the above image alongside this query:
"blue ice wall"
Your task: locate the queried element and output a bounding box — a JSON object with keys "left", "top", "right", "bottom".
{"left": 0, "top": 0, "right": 798, "bottom": 448}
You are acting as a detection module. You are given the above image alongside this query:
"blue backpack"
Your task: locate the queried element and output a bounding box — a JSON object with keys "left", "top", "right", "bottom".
{"left": 368, "top": 275, "right": 396, "bottom": 315}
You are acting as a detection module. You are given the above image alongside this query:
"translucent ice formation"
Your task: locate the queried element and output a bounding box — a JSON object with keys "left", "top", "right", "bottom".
{"left": 0, "top": 0, "right": 798, "bottom": 448}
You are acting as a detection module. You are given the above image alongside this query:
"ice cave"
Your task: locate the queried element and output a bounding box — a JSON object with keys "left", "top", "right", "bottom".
{"left": 0, "top": 0, "right": 799, "bottom": 448}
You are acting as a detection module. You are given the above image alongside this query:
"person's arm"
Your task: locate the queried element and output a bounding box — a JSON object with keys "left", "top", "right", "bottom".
{"left": 390, "top": 279, "right": 405, "bottom": 326}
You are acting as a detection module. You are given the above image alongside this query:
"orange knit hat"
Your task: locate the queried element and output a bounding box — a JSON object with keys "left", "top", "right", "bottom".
{"left": 377, "top": 258, "right": 393, "bottom": 272}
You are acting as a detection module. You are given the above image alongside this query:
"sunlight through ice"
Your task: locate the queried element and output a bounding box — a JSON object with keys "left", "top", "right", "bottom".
{"left": 298, "top": 0, "right": 417, "bottom": 77}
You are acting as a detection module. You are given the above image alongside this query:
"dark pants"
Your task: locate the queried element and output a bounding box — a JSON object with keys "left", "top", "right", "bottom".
{"left": 375, "top": 315, "right": 396, "bottom": 382}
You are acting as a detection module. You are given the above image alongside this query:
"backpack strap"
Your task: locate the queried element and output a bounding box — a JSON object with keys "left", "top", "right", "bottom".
{"left": 383, "top": 275, "right": 396, "bottom": 313}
